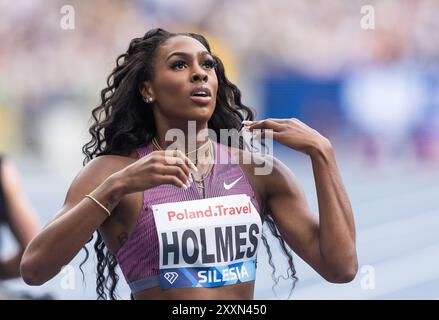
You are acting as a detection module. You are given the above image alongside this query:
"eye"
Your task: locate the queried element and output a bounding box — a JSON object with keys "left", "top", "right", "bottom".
{"left": 202, "top": 59, "right": 217, "bottom": 69}
{"left": 171, "top": 60, "right": 187, "bottom": 70}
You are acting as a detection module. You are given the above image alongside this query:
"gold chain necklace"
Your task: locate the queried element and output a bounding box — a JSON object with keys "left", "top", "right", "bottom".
{"left": 151, "top": 137, "right": 215, "bottom": 190}
{"left": 151, "top": 137, "right": 211, "bottom": 157}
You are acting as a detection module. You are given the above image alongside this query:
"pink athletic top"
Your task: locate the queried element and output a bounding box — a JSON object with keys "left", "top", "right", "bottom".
{"left": 115, "top": 140, "right": 262, "bottom": 293}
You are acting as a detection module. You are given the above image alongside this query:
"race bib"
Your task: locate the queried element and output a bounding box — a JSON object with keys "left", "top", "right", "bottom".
{"left": 152, "top": 194, "right": 262, "bottom": 289}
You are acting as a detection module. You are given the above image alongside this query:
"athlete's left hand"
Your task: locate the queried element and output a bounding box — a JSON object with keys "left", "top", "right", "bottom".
{"left": 242, "top": 118, "right": 332, "bottom": 156}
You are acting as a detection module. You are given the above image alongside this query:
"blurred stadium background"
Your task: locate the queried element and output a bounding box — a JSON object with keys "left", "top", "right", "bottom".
{"left": 0, "top": 0, "right": 438, "bottom": 299}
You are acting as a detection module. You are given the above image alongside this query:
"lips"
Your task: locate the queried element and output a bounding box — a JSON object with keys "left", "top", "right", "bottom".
{"left": 189, "top": 86, "right": 212, "bottom": 106}
{"left": 190, "top": 86, "right": 211, "bottom": 97}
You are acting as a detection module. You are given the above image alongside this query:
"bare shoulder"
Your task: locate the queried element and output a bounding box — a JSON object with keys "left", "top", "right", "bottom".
{"left": 43, "top": 153, "right": 140, "bottom": 228}
{"left": 64, "top": 154, "right": 138, "bottom": 207}
{"left": 76, "top": 154, "right": 138, "bottom": 182}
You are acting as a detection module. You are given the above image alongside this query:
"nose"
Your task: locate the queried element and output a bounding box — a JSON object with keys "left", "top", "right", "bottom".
{"left": 190, "top": 65, "right": 208, "bottom": 83}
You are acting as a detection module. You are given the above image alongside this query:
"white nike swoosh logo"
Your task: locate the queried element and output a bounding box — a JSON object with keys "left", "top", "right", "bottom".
{"left": 223, "top": 176, "right": 243, "bottom": 190}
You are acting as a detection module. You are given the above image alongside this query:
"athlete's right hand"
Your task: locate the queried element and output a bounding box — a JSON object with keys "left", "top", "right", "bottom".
{"left": 113, "top": 150, "right": 198, "bottom": 194}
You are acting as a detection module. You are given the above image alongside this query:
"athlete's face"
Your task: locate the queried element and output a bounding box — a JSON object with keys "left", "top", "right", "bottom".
{"left": 144, "top": 35, "right": 218, "bottom": 124}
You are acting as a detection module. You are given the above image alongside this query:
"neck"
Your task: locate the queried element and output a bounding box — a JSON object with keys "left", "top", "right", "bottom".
{"left": 154, "top": 120, "right": 211, "bottom": 155}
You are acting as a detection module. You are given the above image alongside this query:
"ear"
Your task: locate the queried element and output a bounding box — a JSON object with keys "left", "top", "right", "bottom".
{"left": 139, "top": 81, "right": 155, "bottom": 100}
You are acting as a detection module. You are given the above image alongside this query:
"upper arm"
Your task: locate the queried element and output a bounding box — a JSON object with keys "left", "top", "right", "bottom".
{"left": 45, "top": 155, "right": 136, "bottom": 226}
{"left": 1, "top": 159, "right": 39, "bottom": 249}
{"left": 264, "top": 157, "right": 327, "bottom": 277}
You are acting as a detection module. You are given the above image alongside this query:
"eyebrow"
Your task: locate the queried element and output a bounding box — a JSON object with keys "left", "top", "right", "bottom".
{"left": 166, "top": 51, "right": 212, "bottom": 61}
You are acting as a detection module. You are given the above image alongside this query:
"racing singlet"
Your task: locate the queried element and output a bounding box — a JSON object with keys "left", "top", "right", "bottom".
{"left": 115, "top": 140, "right": 263, "bottom": 293}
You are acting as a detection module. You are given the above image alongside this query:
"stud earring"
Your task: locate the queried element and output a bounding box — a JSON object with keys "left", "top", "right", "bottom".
{"left": 144, "top": 96, "right": 153, "bottom": 103}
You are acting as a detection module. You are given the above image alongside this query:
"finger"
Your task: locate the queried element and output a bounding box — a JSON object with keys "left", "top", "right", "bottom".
{"left": 243, "top": 118, "right": 288, "bottom": 126}
{"left": 161, "top": 165, "right": 191, "bottom": 187}
{"left": 160, "top": 175, "right": 189, "bottom": 189}
{"left": 252, "top": 130, "right": 281, "bottom": 142}
{"left": 163, "top": 156, "right": 192, "bottom": 178}
{"left": 290, "top": 117, "right": 303, "bottom": 124}
{"left": 169, "top": 149, "right": 198, "bottom": 172}
{"left": 246, "top": 119, "right": 286, "bottom": 132}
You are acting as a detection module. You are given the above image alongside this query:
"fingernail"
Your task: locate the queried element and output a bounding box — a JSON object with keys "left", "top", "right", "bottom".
{"left": 182, "top": 184, "right": 188, "bottom": 190}
{"left": 242, "top": 120, "right": 253, "bottom": 125}
{"left": 192, "top": 164, "right": 198, "bottom": 172}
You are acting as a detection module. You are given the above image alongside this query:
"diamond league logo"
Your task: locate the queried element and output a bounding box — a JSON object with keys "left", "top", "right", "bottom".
{"left": 164, "top": 272, "right": 179, "bottom": 284}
